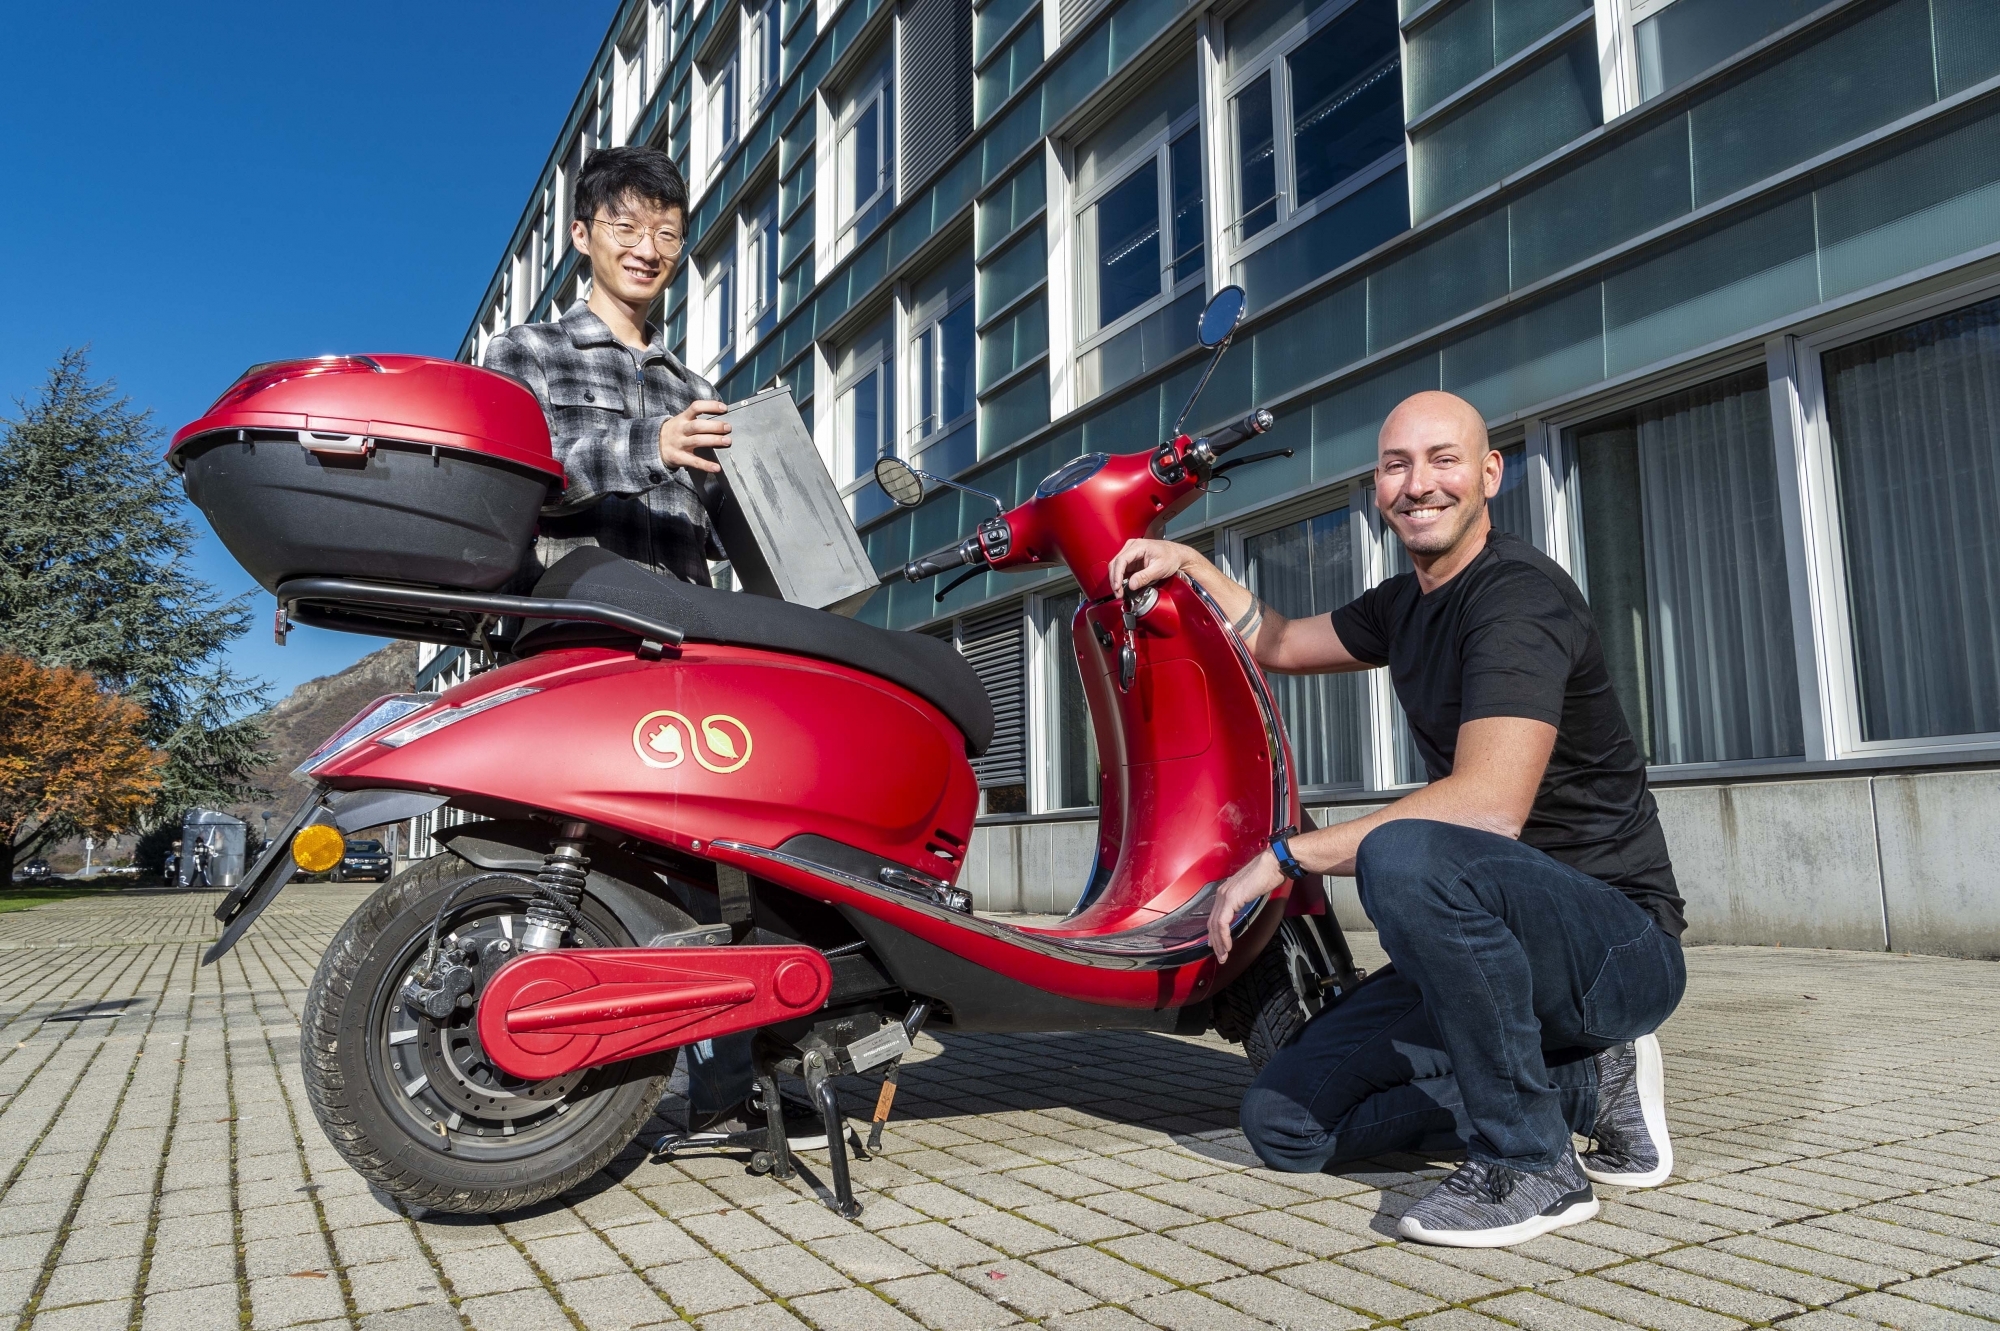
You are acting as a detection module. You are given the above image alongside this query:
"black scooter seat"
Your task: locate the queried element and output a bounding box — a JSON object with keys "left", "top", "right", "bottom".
{"left": 517, "top": 547, "right": 995, "bottom": 757}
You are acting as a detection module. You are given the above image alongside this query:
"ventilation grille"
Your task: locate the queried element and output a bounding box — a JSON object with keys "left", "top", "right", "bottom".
{"left": 900, "top": 0, "right": 974, "bottom": 193}
{"left": 959, "top": 606, "right": 1026, "bottom": 787}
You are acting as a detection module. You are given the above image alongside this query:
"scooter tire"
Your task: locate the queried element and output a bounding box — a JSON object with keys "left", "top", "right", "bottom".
{"left": 1214, "top": 945, "right": 1311, "bottom": 1075}
{"left": 300, "top": 854, "right": 676, "bottom": 1216}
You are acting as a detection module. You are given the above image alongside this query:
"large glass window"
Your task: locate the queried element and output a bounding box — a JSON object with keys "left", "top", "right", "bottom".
{"left": 1225, "top": 0, "right": 1402, "bottom": 256}
{"left": 836, "top": 58, "right": 896, "bottom": 248}
{"left": 706, "top": 52, "right": 739, "bottom": 171}
{"left": 908, "top": 254, "right": 977, "bottom": 466}
{"left": 1036, "top": 592, "right": 1100, "bottom": 811}
{"left": 1822, "top": 294, "right": 2000, "bottom": 743}
{"left": 705, "top": 255, "right": 735, "bottom": 377}
{"left": 1567, "top": 368, "right": 1802, "bottom": 765}
{"left": 743, "top": 196, "right": 779, "bottom": 347}
{"left": 1631, "top": 0, "right": 1822, "bottom": 102}
{"left": 833, "top": 315, "right": 895, "bottom": 499}
{"left": 1244, "top": 503, "right": 1369, "bottom": 788}
{"left": 747, "top": 0, "right": 781, "bottom": 107}
{"left": 1073, "top": 62, "right": 1206, "bottom": 402}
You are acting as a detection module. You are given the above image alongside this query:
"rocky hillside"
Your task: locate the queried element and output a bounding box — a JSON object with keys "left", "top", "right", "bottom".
{"left": 232, "top": 640, "right": 418, "bottom": 817}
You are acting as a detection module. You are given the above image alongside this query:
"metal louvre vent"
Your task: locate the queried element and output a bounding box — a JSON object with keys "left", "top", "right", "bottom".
{"left": 900, "top": 0, "right": 974, "bottom": 193}
{"left": 1059, "top": 0, "right": 1112, "bottom": 41}
{"left": 958, "top": 605, "right": 1026, "bottom": 787}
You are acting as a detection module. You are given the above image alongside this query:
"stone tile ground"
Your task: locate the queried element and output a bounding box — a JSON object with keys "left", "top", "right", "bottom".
{"left": 0, "top": 884, "right": 1996, "bottom": 1331}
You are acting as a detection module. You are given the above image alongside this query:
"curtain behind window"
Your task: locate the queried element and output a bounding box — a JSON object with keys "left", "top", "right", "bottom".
{"left": 1245, "top": 504, "right": 1367, "bottom": 787}
{"left": 1571, "top": 366, "right": 1802, "bottom": 764}
{"left": 1823, "top": 295, "right": 2000, "bottom": 741}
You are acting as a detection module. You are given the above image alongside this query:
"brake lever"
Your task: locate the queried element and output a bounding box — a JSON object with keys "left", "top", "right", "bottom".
{"left": 1210, "top": 447, "right": 1295, "bottom": 479}
{"left": 934, "top": 567, "right": 982, "bottom": 603}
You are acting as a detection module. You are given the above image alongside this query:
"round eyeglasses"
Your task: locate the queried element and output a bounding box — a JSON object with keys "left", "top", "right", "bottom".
{"left": 588, "top": 219, "right": 685, "bottom": 254}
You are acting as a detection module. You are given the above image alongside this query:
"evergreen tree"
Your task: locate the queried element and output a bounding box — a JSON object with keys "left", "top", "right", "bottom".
{"left": 0, "top": 349, "right": 269, "bottom": 867}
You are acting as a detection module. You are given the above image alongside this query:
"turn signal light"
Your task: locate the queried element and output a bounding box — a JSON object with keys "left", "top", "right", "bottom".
{"left": 292, "top": 824, "right": 346, "bottom": 874}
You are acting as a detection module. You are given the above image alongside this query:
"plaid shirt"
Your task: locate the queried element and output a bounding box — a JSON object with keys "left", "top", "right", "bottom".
{"left": 485, "top": 301, "right": 722, "bottom": 586}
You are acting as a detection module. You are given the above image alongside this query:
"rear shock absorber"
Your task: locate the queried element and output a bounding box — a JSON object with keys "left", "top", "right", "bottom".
{"left": 521, "top": 821, "right": 594, "bottom": 952}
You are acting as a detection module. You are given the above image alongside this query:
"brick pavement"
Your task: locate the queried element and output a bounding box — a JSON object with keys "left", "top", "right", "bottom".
{"left": 1, "top": 883, "right": 1996, "bottom": 1331}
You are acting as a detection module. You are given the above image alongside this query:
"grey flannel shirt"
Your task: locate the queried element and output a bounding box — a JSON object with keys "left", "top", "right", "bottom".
{"left": 485, "top": 301, "right": 723, "bottom": 586}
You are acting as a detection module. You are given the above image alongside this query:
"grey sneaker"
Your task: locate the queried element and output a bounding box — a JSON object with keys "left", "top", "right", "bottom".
{"left": 1581, "top": 1033, "right": 1673, "bottom": 1188}
{"left": 1398, "top": 1148, "right": 1598, "bottom": 1248}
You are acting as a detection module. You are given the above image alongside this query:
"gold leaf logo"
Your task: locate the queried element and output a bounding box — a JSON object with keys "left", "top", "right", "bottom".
{"left": 632, "top": 711, "right": 753, "bottom": 773}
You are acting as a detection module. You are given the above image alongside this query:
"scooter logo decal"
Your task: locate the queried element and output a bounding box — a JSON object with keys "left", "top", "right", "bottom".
{"left": 632, "top": 711, "right": 753, "bottom": 773}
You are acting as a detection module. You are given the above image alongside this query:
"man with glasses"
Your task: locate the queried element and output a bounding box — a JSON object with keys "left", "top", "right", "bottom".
{"left": 487, "top": 145, "right": 731, "bottom": 585}
{"left": 488, "top": 146, "right": 799, "bottom": 1139}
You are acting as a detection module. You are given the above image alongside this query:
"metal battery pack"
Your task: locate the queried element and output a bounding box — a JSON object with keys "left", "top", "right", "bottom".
{"left": 711, "top": 387, "right": 879, "bottom": 616}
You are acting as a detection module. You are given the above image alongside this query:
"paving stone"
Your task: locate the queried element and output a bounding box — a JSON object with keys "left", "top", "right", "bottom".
{"left": 728, "top": 1242, "right": 850, "bottom": 1297}
{"left": 807, "top": 1230, "right": 931, "bottom": 1281}
{"left": 563, "top": 1269, "right": 677, "bottom": 1329}
{"left": 461, "top": 1287, "right": 571, "bottom": 1331}
{"left": 647, "top": 1256, "right": 768, "bottom": 1314}
{"left": 345, "top": 1256, "right": 448, "bottom": 1314}
{"left": 141, "top": 1284, "right": 242, "bottom": 1331}
{"left": 878, "top": 1272, "right": 1024, "bottom": 1329}
{"left": 435, "top": 1243, "right": 540, "bottom": 1298}
{"left": 1126, "top": 1288, "right": 1281, "bottom": 1331}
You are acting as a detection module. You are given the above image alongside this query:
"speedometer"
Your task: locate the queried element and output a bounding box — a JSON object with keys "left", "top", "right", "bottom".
{"left": 1035, "top": 453, "right": 1109, "bottom": 498}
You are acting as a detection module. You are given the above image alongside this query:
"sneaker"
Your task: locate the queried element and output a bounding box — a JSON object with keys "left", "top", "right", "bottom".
{"left": 1581, "top": 1033, "right": 1673, "bottom": 1188}
{"left": 1397, "top": 1148, "right": 1598, "bottom": 1248}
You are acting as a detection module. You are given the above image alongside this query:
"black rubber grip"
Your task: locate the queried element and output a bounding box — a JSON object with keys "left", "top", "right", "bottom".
{"left": 903, "top": 538, "right": 976, "bottom": 581}
{"left": 1207, "top": 408, "right": 1276, "bottom": 456}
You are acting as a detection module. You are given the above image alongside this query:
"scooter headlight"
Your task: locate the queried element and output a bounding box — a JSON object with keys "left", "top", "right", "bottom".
{"left": 374, "top": 686, "right": 541, "bottom": 748}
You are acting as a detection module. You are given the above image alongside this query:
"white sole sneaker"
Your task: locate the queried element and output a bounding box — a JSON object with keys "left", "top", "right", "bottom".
{"left": 1582, "top": 1032, "right": 1674, "bottom": 1188}
{"left": 1397, "top": 1191, "right": 1599, "bottom": 1248}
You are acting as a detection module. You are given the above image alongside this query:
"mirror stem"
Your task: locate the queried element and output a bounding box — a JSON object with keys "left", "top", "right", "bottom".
{"left": 1170, "top": 334, "right": 1234, "bottom": 439}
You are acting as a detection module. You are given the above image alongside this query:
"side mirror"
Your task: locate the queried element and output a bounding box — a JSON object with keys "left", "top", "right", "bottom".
{"left": 874, "top": 456, "right": 926, "bottom": 508}
{"left": 1197, "top": 286, "right": 1247, "bottom": 348}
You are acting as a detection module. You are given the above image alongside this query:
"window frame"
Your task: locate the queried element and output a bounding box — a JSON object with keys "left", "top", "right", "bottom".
{"left": 704, "top": 248, "right": 737, "bottom": 378}
{"left": 746, "top": 0, "right": 782, "bottom": 111}
{"left": 1216, "top": 0, "right": 1408, "bottom": 277}
{"left": 834, "top": 64, "right": 896, "bottom": 249}
{"left": 907, "top": 274, "right": 977, "bottom": 455}
{"left": 742, "top": 195, "right": 780, "bottom": 347}
{"left": 830, "top": 315, "right": 896, "bottom": 502}
{"left": 705, "top": 48, "right": 740, "bottom": 176}
{"left": 1070, "top": 103, "right": 1207, "bottom": 356}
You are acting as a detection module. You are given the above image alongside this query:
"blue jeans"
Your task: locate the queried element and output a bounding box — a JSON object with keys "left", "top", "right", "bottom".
{"left": 686, "top": 1033, "right": 757, "bottom": 1113}
{"left": 1241, "top": 820, "right": 1685, "bottom": 1175}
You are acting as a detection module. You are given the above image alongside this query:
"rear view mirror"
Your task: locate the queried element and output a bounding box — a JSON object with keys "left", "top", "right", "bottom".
{"left": 1197, "top": 286, "right": 1247, "bottom": 348}
{"left": 874, "top": 456, "right": 926, "bottom": 508}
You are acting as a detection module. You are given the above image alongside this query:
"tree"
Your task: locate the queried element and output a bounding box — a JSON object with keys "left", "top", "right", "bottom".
{"left": 0, "top": 656, "right": 164, "bottom": 883}
{"left": 0, "top": 349, "right": 270, "bottom": 855}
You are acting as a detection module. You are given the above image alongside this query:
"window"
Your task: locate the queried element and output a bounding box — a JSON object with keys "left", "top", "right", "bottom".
{"left": 836, "top": 58, "right": 895, "bottom": 247}
{"left": 616, "top": 24, "right": 648, "bottom": 144}
{"left": 1072, "top": 62, "right": 1207, "bottom": 402}
{"left": 707, "top": 52, "right": 739, "bottom": 170}
{"left": 706, "top": 254, "right": 736, "bottom": 376}
{"left": 1224, "top": 0, "right": 1403, "bottom": 256}
{"left": 743, "top": 196, "right": 779, "bottom": 345}
{"left": 1243, "top": 503, "right": 1369, "bottom": 789}
{"left": 1035, "top": 591, "right": 1100, "bottom": 811}
{"left": 833, "top": 314, "right": 895, "bottom": 498}
{"left": 1622, "top": 0, "right": 1823, "bottom": 104}
{"left": 1820, "top": 293, "right": 2000, "bottom": 744}
{"left": 1565, "top": 368, "right": 1802, "bottom": 765}
{"left": 908, "top": 254, "right": 976, "bottom": 468}
{"left": 747, "top": 0, "right": 781, "bottom": 107}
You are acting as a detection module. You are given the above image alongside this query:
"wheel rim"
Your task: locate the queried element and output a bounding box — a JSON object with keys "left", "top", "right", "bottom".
{"left": 363, "top": 890, "right": 635, "bottom": 1162}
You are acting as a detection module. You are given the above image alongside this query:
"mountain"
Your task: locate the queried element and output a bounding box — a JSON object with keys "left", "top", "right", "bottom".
{"left": 232, "top": 640, "right": 418, "bottom": 819}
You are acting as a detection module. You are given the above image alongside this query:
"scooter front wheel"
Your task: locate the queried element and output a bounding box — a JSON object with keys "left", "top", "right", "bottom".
{"left": 300, "top": 854, "right": 677, "bottom": 1215}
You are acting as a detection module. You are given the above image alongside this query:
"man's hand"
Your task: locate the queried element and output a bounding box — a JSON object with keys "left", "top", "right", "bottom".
{"left": 1208, "top": 849, "right": 1286, "bottom": 965}
{"left": 1109, "top": 539, "right": 1204, "bottom": 597}
{"left": 658, "top": 399, "right": 731, "bottom": 473}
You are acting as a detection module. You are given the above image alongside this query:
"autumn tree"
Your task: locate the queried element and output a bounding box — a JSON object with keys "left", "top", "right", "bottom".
{"left": 0, "top": 349, "right": 269, "bottom": 853}
{"left": 0, "top": 655, "right": 164, "bottom": 882}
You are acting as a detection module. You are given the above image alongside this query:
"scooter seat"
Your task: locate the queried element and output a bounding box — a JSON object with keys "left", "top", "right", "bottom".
{"left": 516, "top": 547, "right": 996, "bottom": 757}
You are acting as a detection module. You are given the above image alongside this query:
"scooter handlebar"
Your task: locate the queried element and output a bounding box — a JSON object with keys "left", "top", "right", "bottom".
{"left": 902, "top": 536, "right": 984, "bottom": 582}
{"left": 1204, "top": 408, "right": 1275, "bottom": 457}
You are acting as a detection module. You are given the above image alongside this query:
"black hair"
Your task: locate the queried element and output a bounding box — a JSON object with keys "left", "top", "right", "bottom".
{"left": 573, "top": 146, "right": 688, "bottom": 223}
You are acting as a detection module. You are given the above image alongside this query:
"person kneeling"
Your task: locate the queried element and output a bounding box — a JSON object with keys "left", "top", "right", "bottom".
{"left": 1109, "top": 391, "right": 1685, "bottom": 1248}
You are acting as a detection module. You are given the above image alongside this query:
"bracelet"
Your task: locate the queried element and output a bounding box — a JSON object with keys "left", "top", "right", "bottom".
{"left": 1268, "top": 831, "right": 1309, "bottom": 882}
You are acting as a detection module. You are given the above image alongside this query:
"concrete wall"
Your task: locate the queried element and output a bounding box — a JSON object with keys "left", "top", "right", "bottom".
{"left": 958, "top": 768, "right": 2000, "bottom": 958}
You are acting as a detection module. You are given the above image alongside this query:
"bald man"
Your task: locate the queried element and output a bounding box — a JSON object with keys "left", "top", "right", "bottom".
{"left": 1109, "top": 391, "right": 1685, "bottom": 1248}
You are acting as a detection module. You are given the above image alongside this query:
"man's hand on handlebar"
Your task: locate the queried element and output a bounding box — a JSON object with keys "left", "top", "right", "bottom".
{"left": 1108, "top": 539, "right": 1205, "bottom": 597}
{"left": 1208, "top": 849, "right": 1286, "bottom": 965}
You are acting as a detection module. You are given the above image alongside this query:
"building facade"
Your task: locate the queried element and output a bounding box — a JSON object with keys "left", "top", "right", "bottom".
{"left": 458, "top": 0, "right": 2000, "bottom": 956}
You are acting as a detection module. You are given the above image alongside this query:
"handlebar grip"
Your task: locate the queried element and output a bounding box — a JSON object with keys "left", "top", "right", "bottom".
{"left": 1206, "top": 408, "right": 1275, "bottom": 457}
{"left": 903, "top": 537, "right": 979, "bottom": 581}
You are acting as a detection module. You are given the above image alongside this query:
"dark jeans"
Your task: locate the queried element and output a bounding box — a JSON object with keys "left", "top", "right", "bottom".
{"left": 1241, "top": 820, "right": 1685, "bottom": 1175}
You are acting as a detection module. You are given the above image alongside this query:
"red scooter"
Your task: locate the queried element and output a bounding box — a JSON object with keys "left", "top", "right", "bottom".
{"left": 174, "top": 286, "right": 1360, "bottom": 1218}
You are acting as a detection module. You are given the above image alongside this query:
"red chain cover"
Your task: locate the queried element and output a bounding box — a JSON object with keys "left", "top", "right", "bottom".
{"left": 476, "top": 946, "right": 833, "bottom": 1081}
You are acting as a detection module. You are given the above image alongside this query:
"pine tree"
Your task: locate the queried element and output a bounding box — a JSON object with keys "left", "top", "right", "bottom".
{"left": 0, "top": 349, "right": 270, "bottom": 872}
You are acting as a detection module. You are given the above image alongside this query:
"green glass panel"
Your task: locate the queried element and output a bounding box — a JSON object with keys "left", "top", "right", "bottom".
{"left": 978, "top": 297, "right": 1050, "bottom": 391}
{"left": 779, "top": 212, "right": 812, "bottom": 270}
{"left": 1442, "top": 283, "right": 1603, "bottom": 417}
{"left": 1108, "top": 0, "right": 1186, "bottom": 67}
{"left": 1204, "top": 405, "right": 1312, "bottom": 518}
{"left": 976, "top": 24, "right": 1043, "bottom": 124}
{"left": 976, "top": 0, "right": 1040, "bottom": 65}
{"left": 981, "top": 93, "right": 1046, "bottom": 183}
{"left": 1634, "top": 0, "right": 1820, "bottom": 101}
{"left": 1042, "top": 24, "right": 1110, "bottom": 121}
{"left": 1689, "top": 0, "right": 1933, "bottom": 207}
{"left": 1509, "top": 113, "right": 1691, "bottom": 289}
{"left": 1407, "top": 0, "right": 1494, "bottom": 120}
{"left": 1235, "top": 167, "right": 1409, "bottom": 310}
{"left": 1817, "top": 103, "right": 2000, "bottom": 300}
{"left": 979, "top": 367, "right": 1051, "bottom": 455}
{"left": 977, "top": 224, "right": 1047, "bottom": 322}
{"left": 1603, "top": 191, "right": 1815, "bottom": 374}
{"left": 1252, "top": 279, "right": 1365, "bottom": 406}
{"left": 1310, "top": 351, "right": 1440, "bottom": 481}
{"left": 1411, "top": 33, "right": 1602, "bottom": 221}
{"left": 780, "top": 155, "right": 814, "bottom": 221}
{"left": 1493, "top": 0, "right": 1588, "bottom": 62}
{"left": 977, "top": 157, "right": 1046, "bottom": 257}
{"left": 1935, "top": 0, "right": 2000, "bottom": 96}
{"left": 780, "top": 110, "right": 815, "bottom": 174}
{"left": 1368, "top": 205, "right": 1508, "bottom": 351}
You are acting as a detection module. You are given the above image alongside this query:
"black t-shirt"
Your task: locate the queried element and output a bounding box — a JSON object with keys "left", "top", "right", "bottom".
{"left": 1330, "top": 531, "right": 1685, "bottom": 937}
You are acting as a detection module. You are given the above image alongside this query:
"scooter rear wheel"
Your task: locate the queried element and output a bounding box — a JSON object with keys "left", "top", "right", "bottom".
{"left": 300, "top": 854, "right": 678, "bottom": 1215}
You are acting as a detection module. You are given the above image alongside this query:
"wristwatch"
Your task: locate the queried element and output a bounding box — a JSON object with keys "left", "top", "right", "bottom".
{"left": 1267, "top": 828, "right": 1309, "bottom": 882}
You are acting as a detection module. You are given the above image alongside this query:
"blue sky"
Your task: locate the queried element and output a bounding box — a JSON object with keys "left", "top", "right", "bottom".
{"left": 0, "top": 1, "right": 616, "bottom": 702}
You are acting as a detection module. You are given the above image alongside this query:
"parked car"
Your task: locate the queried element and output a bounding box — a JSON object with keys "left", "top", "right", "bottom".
{"left": 16, "top": 859, "right": 53, "bottom": 883}
{"left": 333, "top": 839, "right": 392, "bottom": 883}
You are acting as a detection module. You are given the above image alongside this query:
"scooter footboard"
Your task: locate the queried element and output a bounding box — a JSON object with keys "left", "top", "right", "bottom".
{"left": 476, "top": 946, "right": 832, "bottom": 1080}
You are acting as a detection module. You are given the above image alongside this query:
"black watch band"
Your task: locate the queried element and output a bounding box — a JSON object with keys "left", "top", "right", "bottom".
{"left": 1268, "top": 832, "right": 1308, "bottom": 882}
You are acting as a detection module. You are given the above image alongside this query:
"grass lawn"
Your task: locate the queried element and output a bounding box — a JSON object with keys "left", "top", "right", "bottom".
{"left": 0, "top": 880, "right": 155, "bottom": 914}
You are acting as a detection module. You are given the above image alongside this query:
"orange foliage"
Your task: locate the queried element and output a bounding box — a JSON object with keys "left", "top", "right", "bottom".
{"left": 0, "top": 655, "right": 164, "bottom": 848}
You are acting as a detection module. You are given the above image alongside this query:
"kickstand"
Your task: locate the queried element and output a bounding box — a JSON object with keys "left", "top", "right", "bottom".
{"left": 756, "top": 1063, "right": 793, "bottom": 1181}
{"left": 802, "top": 1050, "right": 861, "bottom": 1219}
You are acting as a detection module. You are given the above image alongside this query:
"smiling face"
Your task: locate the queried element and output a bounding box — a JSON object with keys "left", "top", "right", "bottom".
{"left": 570, "top": 192, "right": 685, "bottom": 310}
{"left": 1375, "top": 391, "right": 1502, "bottom": 560}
